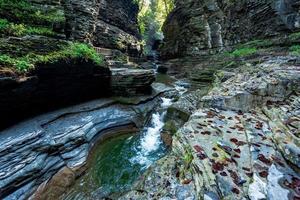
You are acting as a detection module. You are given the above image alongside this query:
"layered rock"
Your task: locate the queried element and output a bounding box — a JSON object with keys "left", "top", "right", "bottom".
{"left": 161, "top": 0, "right": 300, "bottom": 58}
{"left": 0, "top": 36, "right": 156, "bottom": 130}
{"left": 111, "top": 68, "right": 156, "bottom": 96}
{"left": 62, "top": 0, "right": 141, "bottom": 55}
{"left": 0, "top": 86, "right": 170, "bottom": 200}
{"left": 121, "top": 56, "right": 300, "bottom": 199}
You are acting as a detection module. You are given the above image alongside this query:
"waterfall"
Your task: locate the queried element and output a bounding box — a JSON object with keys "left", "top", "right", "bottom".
{"left": 130, "top": 97, "right": 172, "bottom": 167}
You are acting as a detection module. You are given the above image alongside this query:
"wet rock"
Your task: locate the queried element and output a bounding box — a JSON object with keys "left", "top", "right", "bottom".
{"left": 157, "top": 65, "right": 169, "bottom": 74}
{"left": 30, "top": 167, "right": 76, "bottom": 200}
{"left": 121, "top": 56, "right": 300, "bottom": 199}
{"left": 111, "top": 68, "right": 155, "bottom": 96}
{"left": 0, "top": 86, "right": 168, "bottom": 199}
{"left": 201, "top": 57, "right": 300, "bottom": 112}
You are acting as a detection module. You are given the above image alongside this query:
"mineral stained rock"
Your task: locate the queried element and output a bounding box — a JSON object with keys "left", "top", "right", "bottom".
{"left": 121, "top": 56, "right": 300, "bottom": 200}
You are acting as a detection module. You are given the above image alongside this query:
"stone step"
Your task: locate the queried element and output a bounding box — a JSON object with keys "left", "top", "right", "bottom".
{"left": 93, "top": 47, "right": 114, "bottom": 56}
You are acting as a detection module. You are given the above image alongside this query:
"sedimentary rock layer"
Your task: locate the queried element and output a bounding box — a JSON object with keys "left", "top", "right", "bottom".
{"left": 161, "top": 0, "right": 300, "bottom": 58}
{"left": 0, "top": 86, "right": 169, "bottom": 200}
{"left": 62, "top": 0, "right": 141, "bottom": 55}
{"left": 121, "top": 56, "right": 300, "bottom": 199}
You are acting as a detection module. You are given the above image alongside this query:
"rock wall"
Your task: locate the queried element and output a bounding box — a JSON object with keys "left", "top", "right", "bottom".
{"left": 28, "top": 0, "right": 141, "bottom": 55}
{"left": 161, "top": 0, "right": 300, "bottom": 58}
{"left": 0, "top": 89, "right": 168, "bottom": 200}
{"left": 62, "top": 0, "right": 141, "bottom": 56}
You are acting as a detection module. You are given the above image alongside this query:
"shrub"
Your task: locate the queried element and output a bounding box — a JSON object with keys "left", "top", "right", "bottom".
{"left": 0, "top": 0, "right": 64, "bottom": 25}
{"left": 66, "top": 43, "right": 103, "bottom": 65}
{"left": 290, "top": 45, "right": 300, "bottom": 56}
{"left": 0, "top": 18, "right": 9, "bottom": 30}
{"left": 0, "top": 54, "right": 14, "bottom": 66}
{"left": 230, "top": 47, "right": 257, "bottom": 57}
{"left": 7, "top": 23, "right": 26, "bottom": 36}
{"left": 0, "top": 42, "right": 104, "bottom": 72}
{"left": 288, "top": 32, "right": 300, "bottom": 41}
{"left": 15, "top": 59, "right": 33, "bottom": 71}
{"left": 0, "top": 18, "right": 55, "bottom": 37}
{"left": 26, "top": 26, "right": 55, "bottom": 36}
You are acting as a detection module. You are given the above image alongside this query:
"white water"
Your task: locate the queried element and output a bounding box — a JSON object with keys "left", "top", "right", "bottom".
{"left": 174, "top": 80, "right": 189, "bottom": 95}
{"left": 130, "top": 97, "right": 172, "bottom": 167}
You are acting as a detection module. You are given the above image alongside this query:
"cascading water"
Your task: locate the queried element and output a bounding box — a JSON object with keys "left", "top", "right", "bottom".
{"left": 130, "top": 97, "right": 172, "bottom": 168}
{"left": 62, "top": 97, "right": 175, "bottom": 199}
{"left": 62, "top": 78, "right": 189, "bottom": 199}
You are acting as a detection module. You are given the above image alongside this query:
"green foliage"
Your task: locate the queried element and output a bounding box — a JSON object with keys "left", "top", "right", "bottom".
{"left": 0, "top": 18, "right": 55, "bottom": 37}
{"left": 15, "top": 59, "right": 33, "bottom": 71}
{"left": 288, "top": 32, "right": 300, "bottom": 41}
{"left": 0, "top": 0, "right": 64, "bottom": 25}
{"left": 26, "top": 26, "right": 55, "bottom": 36}
{"left": 239, "top": 39, "right": 273, "bottom": 48}
{"left": 0, "top": 54, "right": 14, "bottom": 66}
{"left": 164, "top": 120, "right": 177, "bottom": 135}
{"left": 290, "top": 45, "right": 300, "bottom": 56}
{"left": 0, "top": 43, "right": 103, "bottom": 72}
{"left": 7, "top": 23, "right": 26, "bottom": 36}
{"left": 230, "top": 47, "right": 257, "bottom": 57}
{"left": 67, "top": 43, "right": 103, "bottom": 65}
{"left": 137, "top": 0, "right": 174, "bottom": 54}
{"left": 0, "top": 18, "right": 9, "bottom": 29}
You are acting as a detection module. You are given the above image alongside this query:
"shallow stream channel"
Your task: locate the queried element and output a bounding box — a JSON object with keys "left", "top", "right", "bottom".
{"left": 62, "top": 75, "right": 189, "bottom": 199}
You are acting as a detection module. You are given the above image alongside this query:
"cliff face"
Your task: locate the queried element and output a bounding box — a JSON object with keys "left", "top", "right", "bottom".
{"left": 161, "top": 0, "right": 300, "bottom": 58}
{"left": 0, "top": 0, "right": 149, "bottom": 129}
{"left": 63, "top": 0, "right": 141, "bottom": 55}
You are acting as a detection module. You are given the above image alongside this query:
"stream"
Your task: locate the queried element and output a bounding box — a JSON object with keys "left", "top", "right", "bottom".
{"left": 62, "top": 74, "right": 188, "bottom": 199}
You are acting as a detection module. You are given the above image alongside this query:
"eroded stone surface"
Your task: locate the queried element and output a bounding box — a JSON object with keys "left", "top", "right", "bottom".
{"left": 121, "top": 57, "right": 300, "bottom": 199}
{"left": 0, "top": 85, "right": 170, "bottom": 200}
{"left": 161, "top": 0, "right": 300, "bottom": 58}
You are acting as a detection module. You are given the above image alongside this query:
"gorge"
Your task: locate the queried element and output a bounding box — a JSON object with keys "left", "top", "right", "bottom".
{"left": 0, "top": 0, "right": 300, "bottom": 200}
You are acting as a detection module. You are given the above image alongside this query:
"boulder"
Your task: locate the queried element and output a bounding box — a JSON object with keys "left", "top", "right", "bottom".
{"left": 111, "top": 68, "right": 156, "bottom": 96}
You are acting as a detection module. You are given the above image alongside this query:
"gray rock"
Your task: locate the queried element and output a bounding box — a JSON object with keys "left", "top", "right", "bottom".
{"left": 161, "top": 0, "right": 300, "bottom": 58}
{"left": 111, "top": 68, "right": 156, "bottom": 96}
{"left": 0, "top": 86, "right": 168, "bottom": 199}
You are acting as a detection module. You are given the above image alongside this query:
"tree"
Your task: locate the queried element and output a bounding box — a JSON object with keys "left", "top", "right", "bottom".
{"left": 136, "top": 0, "right": 174, "bottom": 54}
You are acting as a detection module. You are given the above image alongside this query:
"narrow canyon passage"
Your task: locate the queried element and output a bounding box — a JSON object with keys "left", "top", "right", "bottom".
{"left": 0, "top": 0, "right": 300, "bottom": 200}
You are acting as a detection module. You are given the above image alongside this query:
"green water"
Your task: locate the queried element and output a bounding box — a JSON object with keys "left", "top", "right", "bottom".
{"left": 63, "top": 132, "right": 166, "bottom": 200}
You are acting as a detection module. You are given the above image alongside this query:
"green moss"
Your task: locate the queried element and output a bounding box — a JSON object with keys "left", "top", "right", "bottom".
{"left": 288, "top": 32, "right": 300, "bottom": 41}
{"left": 0, "top": 0, "right": 64, "bottom": 25}
{"left": 0, "top": 43, "right": 104, "bottom": 72}
{"left": 238, "top": 39, "right": 273, "bottom": 48}
{"left": 0, "top": 18, "right": 56, "bottom": 37}
{"left": 230, "top": 47, "right": 257, "bottom": 57}
{"left": 290, "top": 45, "right": 300, "bottom": 56}
{"left": 164, "top": 120, "right": 177, "bottom": 135}
{"left": 0, "top": 54, "right": 14, "bottom": 66}
{"left": 0, "top": 18, "right": 9, "bottom": 29}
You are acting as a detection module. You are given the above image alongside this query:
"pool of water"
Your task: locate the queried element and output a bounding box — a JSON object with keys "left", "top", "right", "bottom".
{"left": 62, "top": 98, "right": 172, "bottom": 199}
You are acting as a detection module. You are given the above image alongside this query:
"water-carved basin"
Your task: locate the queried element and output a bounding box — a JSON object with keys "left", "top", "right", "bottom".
{"left": 62, "top": 108, "right": 170, "bottom": 199}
